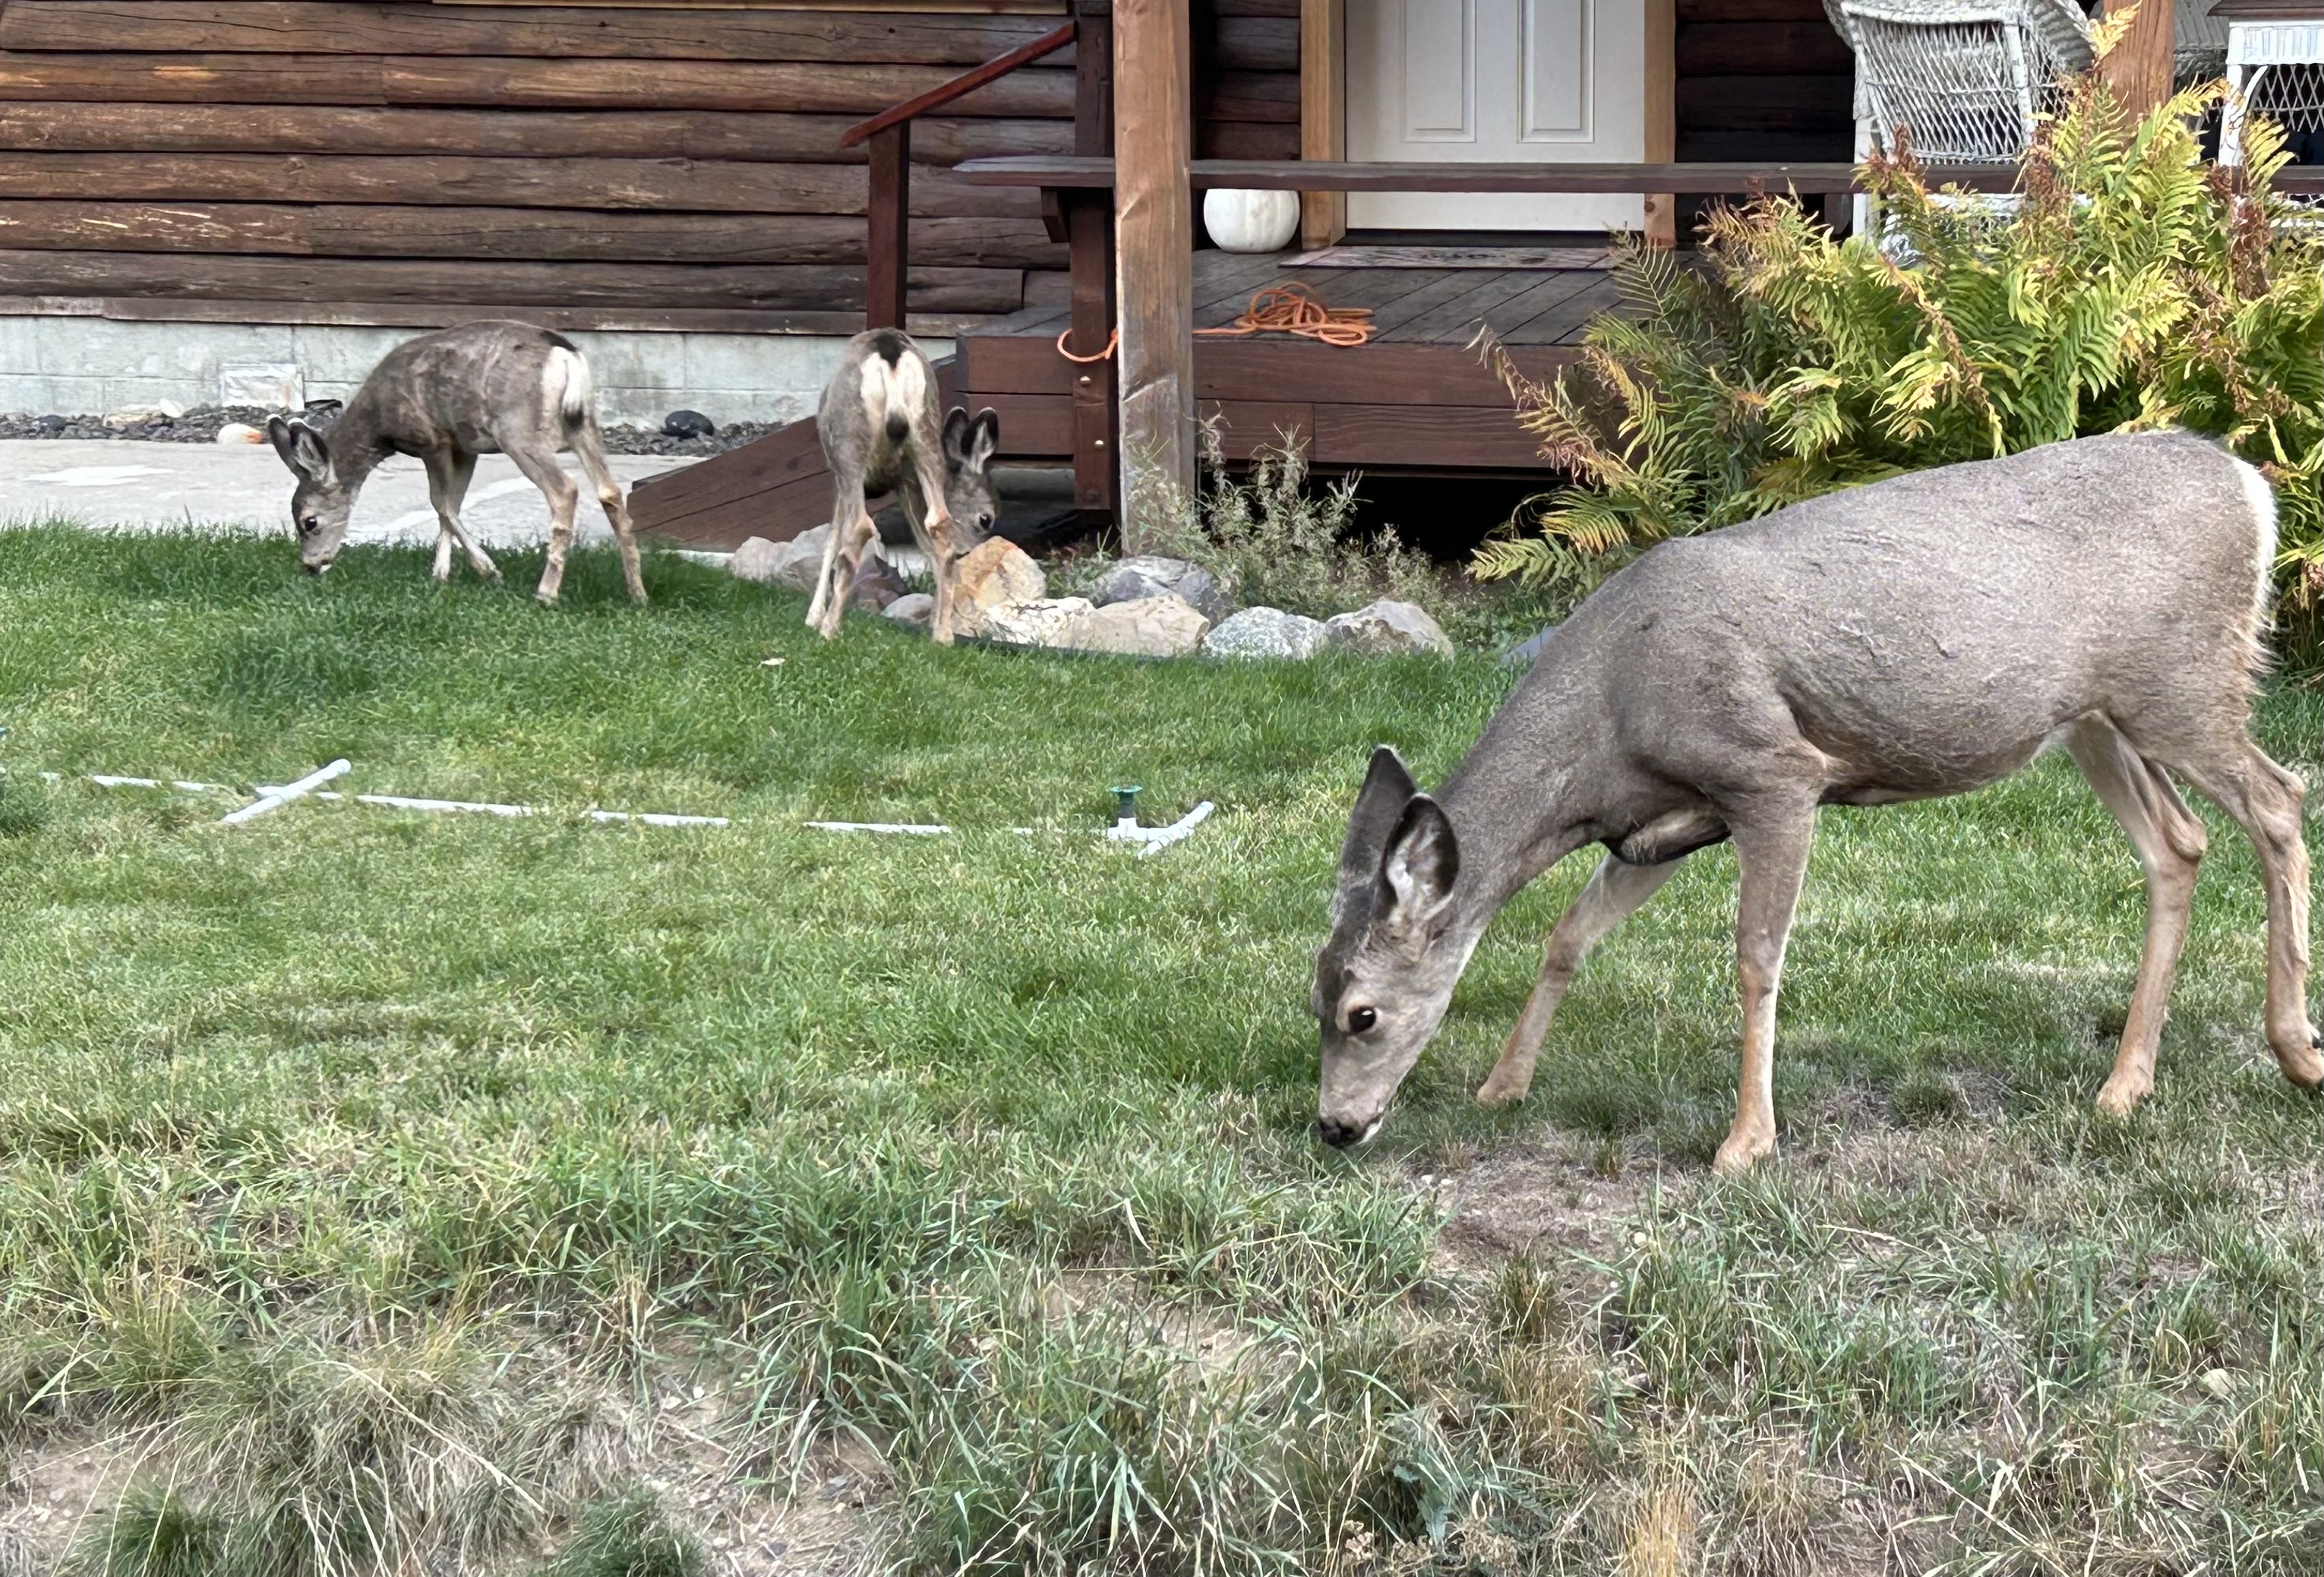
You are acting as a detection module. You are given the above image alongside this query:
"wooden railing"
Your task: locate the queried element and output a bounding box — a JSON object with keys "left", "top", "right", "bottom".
{"left": 838, "top": 20, "right": 1077, "bottom": 332}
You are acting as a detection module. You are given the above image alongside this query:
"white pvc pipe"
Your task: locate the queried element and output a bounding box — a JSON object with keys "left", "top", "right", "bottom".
{"left": 804, "top": 820, "right": 955, "bottom": 836}
{"left": 219, "top": 759, "right": 351, "bottom": 825}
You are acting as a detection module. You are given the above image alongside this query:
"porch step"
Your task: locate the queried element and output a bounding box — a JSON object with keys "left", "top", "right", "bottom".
{"left": 630, "top": 410, "right": 831, "bottom": 551}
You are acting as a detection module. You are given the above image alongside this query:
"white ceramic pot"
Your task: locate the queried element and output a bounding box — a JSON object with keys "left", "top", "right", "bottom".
{"left": 1202, "top": 187, "right": 1301, "bottom": 254}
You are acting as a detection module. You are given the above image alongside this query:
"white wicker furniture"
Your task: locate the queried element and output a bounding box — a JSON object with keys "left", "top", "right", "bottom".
{"left": 2217, "top": 1, "right": 2324, "bottom": 171}
{"left": 1825, "top": 0, "right": 2097, "bottom": 163}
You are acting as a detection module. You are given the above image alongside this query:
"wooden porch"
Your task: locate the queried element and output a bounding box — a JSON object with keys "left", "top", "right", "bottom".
{"left": 628, "top": 245, "right": 1604, "bottom": 549}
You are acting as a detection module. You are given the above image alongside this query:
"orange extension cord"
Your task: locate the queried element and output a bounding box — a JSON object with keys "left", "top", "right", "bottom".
{"left": 1051, "top": 282, "right": 1376, "bottom": 362}
{"left": 1195, "top": 283, "right": 1375, "bottom": 347}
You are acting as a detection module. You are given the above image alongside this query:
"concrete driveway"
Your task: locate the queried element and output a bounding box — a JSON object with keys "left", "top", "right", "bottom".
{"left": 0, "top": 439, "right": 694, "bottom": 551}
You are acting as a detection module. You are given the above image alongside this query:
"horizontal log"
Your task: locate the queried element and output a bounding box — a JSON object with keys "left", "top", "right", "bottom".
{"left": 1675, "top": 128, "right": 1853, "bottom": 162}
{"left": 1210, "top": 0, "right": 1298, "bottom": 12}
{"left": 956, "top": 156, "right": 2022, "bottom": 193}
{"left": 0, "top": 202, "right": 1069, "bottom": 266}
{"left": 1677, "top": 0, "right": 1835, "bottom": 21}
{"left": 1199, "top": 68, "right": 1299, "bottom": 122}
{"left": 1675, "top": 20, "right": 1851, "bottom": 75}
{"left": 1198, "top": 118, "right": 1297, "bottom": 160}
{"left": 1676, "top": 75, "right": 1852, "bottom": 134}
{"left": 0, "top": 3, "right": 1079, "bottom": 66}
{"left": 0, "top": 102, "right": 1075, "bottom": 162}
{"left": 1214, "top": 16, "right": 1297, "bottom": 71}
{"left": 0, "top": 151, "right": 1041, "bottom": 216}
{"left": 0, "top": 249, "right": 1031, "bottom": 310}
{"left": 0, "top": 293, "right": 1009, "bottom": 337}
{"left": 0, "top": 53, "right": 1078, "bottom": 116}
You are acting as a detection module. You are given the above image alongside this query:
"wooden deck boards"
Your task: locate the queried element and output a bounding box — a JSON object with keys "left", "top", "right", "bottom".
{"left": 634, "top": 248, "right": 1617, "bottom": 548}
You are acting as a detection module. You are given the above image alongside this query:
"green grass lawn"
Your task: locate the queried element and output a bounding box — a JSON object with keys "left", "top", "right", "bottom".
{"left": 2, "top": 526, "right": 2321, "bottom": 1576}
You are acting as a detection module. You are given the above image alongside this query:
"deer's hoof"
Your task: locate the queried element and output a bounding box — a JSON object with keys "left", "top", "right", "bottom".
{"left": 1474, "top": 1072, "right": 1530, "bottom": 1107}
{"left": 1711, "top": 1130, "right": 1775, "bottom": 1176}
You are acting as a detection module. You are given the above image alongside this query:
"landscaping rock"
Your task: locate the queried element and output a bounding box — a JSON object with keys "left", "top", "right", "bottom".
{"left": 955, "top": 536, "right": 1045, "bottom": 610}
{"left": 970, "top": 596, "right": 1096, "bottom": 647}
{"left": 1075, "top": 593, "right": 1210, "bottom": 657}
{"left": 104, "top": 400, "right": 183, "bottom": 428}
{"left": 1324, "top": 599, "right": 1454, "bottom": 658}
{"left": 883, "top": 592, "right": 935, "bottom": 629}
{"left": 1089, "top": 555, "right": 1232, "bottom": 622}
{"left": 1202, "top": 605, "right": 1327, "bottom": 660}
{"left": 851, "top": 554, "right": 909, "bottom": 609}
{"left": 732, "top": 525, "right": 830, "bottom": 593}
{"left": 663, "top": 408, "right": 716, "bottom": 439}
{"left": 215, "top": 422, "right": 265, "bottom": 446}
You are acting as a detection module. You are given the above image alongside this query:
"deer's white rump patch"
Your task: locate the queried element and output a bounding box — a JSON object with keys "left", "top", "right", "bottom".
{"left": 542, "top": 345, "right": 591, "bottom": 425}
{"left": 857, "top": 351, "right": 925, "bottom": 441}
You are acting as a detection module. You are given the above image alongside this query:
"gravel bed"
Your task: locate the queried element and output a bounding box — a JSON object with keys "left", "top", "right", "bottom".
{"left": 0, "top": 405, "right": 774, "bottom": 456}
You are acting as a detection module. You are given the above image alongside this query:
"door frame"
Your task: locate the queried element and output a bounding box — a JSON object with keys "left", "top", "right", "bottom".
{"left": 1300, "top": 0, "right": 1675, "bottom": 247}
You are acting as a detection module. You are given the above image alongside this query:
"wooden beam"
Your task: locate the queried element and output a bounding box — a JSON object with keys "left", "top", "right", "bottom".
{"left": 1112, "top": 0, "right": 1194, "bottom": 544}
{"left": 865, "top": 121, "right": 909, "bottom": 326}
{"left": 2101, "top": 0, "right": 2175, "bottom": 116}
{"left": 957, "top": 156, "right": 2032, "bottom": 191}
{"left": 838, "top": 19, "right": 1075, "bottom": 145}
{"left": 1070, "top": 0, "right": 1120, "bottom": 522}
{"left": 1643, "top": 0, "right": 1676, "bottom": 247}
{"left": 1297, "top": 0, "right": 1342, "bottom": 248}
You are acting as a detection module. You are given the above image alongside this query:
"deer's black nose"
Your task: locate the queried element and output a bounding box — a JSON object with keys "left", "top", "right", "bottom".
{"left": 1316, "top": 1117, "right": 1363, "bottom": 1149}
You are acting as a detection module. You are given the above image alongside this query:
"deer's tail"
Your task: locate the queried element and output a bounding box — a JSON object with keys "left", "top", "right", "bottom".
{"left": 543, "top": 344, "right": 594, "bottom": 427}
{"left": 865, "top": 349, "right": 923, "bottom": 446}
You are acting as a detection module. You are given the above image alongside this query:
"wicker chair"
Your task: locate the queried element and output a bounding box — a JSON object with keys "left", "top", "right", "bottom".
{"left": 1823, "top": 0, "right": 2096, "bottom": 164}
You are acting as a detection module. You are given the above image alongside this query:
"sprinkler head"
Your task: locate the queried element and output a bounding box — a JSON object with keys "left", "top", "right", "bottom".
{"left": 1108, "top": 784, "right": 1142, "bottom": 824}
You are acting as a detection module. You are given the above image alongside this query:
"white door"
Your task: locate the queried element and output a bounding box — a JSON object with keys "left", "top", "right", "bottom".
{"left": 1345, "top": 0, "right": 1644, "bottom": 232}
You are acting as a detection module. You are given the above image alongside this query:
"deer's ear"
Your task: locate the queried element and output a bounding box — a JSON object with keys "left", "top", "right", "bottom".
{"left": 267, "top": 416, "right": 329, "bottom": 482}
{"left": 964, "top": 407, "right": 1000, "bottom": 469}
{"left": 1378, "top": 795, "right": 1460, "bottom": 936}
{"left": 1338, "top": 746, "right": 1418, "bottom": 889}
{"left": 940, "top": 405, "right": 973, "bottom": 464}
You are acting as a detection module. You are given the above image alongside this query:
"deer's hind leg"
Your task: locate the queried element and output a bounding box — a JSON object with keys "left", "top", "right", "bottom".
{"left": 569, "top": 418, "right": 645, "bottom": 604}
{"left": 422, "top": 449, "right": 497, "bottom": 584}
{"left": 2064, "top": 716, "right": 2209, "bottom": 1118}
{"left": 902, "top": 431, "right": 962, "bottom": 645}
{"left": 507, "top": 443, "right": 583, "bottom": 605}
{"left": 1715, "top": 801, "right": 1817, "bottom": 1175}
{"left": 1477, "top": 854, "right": 1684, "bottom": 1106}
{"left": 2152, "top": 734, "right": 2321, "bottom": 1092}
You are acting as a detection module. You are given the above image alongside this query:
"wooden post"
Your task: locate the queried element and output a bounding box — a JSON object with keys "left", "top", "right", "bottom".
{"left": 1300, "top": 0, "right": 1345, "bottom": 249}
{"left": 1643, "top": 0, "right": 1676, "bottom": 248}
{"left": 2101, "top": 0, "right": 2176, "bottom": 117}
{"left": 1070, "top": 0, "right": 1120, "bottom": 524}
{"left": 864, "top": 120, "right": 909, "bottom": 331}
{"left": 1113, "top": 0, "right": 1195, "bottom": 547}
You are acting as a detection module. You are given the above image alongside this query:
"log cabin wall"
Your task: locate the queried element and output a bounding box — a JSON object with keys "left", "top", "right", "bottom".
{"left": 1192, "top": 0, "right": 1297, "bottom": 162}
{"left": 0, "top": 0, "right": 1083, "bottom": 335}
{"left": 1676, "top": 0, "right": 1854, "bottom": 166}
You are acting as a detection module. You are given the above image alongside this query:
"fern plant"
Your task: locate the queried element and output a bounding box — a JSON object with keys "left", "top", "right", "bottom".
{"left": 1475, "top": 68, "right": 2324, "bottom": 662}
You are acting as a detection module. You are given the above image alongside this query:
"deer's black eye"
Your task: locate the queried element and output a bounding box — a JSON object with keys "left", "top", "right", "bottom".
{"left": 298, "top": 516, "right": 320, "bottom": 536}
{"left": 1347, "top": 1007, "right": 1378, "bottom": 1034}
{"left": 978, "top": 512, "right": 994, "bottom": 530}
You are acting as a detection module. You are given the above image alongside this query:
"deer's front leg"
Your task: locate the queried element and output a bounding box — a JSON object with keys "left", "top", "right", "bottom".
{"left": 1478, "top": 854, "right": 1682, "bottom": 1105}
{"left": 1715, "top": 809, "right": 1814, "bottom": 1175}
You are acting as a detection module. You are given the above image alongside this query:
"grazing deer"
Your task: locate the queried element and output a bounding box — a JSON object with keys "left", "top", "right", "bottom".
{"left": 807, "top": 329, "right": 999, "bottom": 643}
{"left": 1314, "top": 432, "right": 2318, "bottom": 1172}
{"left": 265, "top": 321, "right": 646, "bottom": 605}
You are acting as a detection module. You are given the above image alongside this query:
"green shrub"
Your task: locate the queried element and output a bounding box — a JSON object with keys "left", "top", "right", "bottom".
{"left": 1474, "top": 70, "right": 2324, "bottom": 664}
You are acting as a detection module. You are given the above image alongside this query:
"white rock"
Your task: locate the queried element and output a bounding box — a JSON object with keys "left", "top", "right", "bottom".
{"left": 215, "top": 422, "right": 266, "bottom": 446}
{"left": 103, "top": 400, "right": 183, "bottom": 428}
{"left": 971, "top": 596, "right": 1096, "bottom": 647}
{"left": 883, "top": 592, "right": 935, "bottom": 628}
{"left": 732, "top": 524, "right": 831, "bottom": 593}
{"left": 1323, "top": 598, "right": 1454, "bottom": 658}
{"left": 1074, "top": 593, "right": 1210, "bottom": 657}
{"left": 955, "top": 536, "right": 1045, "bottom": 610}
{"left": 1090, "top": 555, "right": 1232, "bottom": 622}
{"left": 1202, "top": 605, "right": 1327, "bottom": 660}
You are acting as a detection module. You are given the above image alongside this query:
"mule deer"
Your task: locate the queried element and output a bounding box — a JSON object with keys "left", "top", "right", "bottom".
{"left": 265, "top": 321, "right": 646, "bottom": 605}
{"left": 807, "top": 329, "right": 999, "bottom": 643}
{"left": 1314, "top": 432, "right": 2318, "bottom": 1173}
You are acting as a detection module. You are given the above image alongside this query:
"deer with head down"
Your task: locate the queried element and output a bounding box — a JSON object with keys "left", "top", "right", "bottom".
{"left": 266, "top": 320, "right": 645, "bottom": 605}
{"left": 807, "top": 328, "right": 999, "bottom": 644}
{"left": 1315, "top": 432, "right": 2318, "bottom": 1172}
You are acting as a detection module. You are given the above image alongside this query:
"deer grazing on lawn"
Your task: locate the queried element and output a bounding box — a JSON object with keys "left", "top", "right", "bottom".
{"left": 266, "top": 321, "right": 646, "bottom": 605}
{"left": 807, "top": 328, "right": 1000, "bottom": 643}
{"left": 1314, "top": 432, "right": 2319, "bottom": 1173}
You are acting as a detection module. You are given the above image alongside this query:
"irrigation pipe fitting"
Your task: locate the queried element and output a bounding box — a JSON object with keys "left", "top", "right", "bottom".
{"left": 220, "top": 759, "right": 351, "bottom": 825}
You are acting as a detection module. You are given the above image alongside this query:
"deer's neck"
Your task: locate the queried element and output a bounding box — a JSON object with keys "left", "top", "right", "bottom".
{"left": 1434, "top": 663, "right": 1606, "bottom": 936}
{"left": 325, "top": 401, "right": 394, "bottom": 491}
